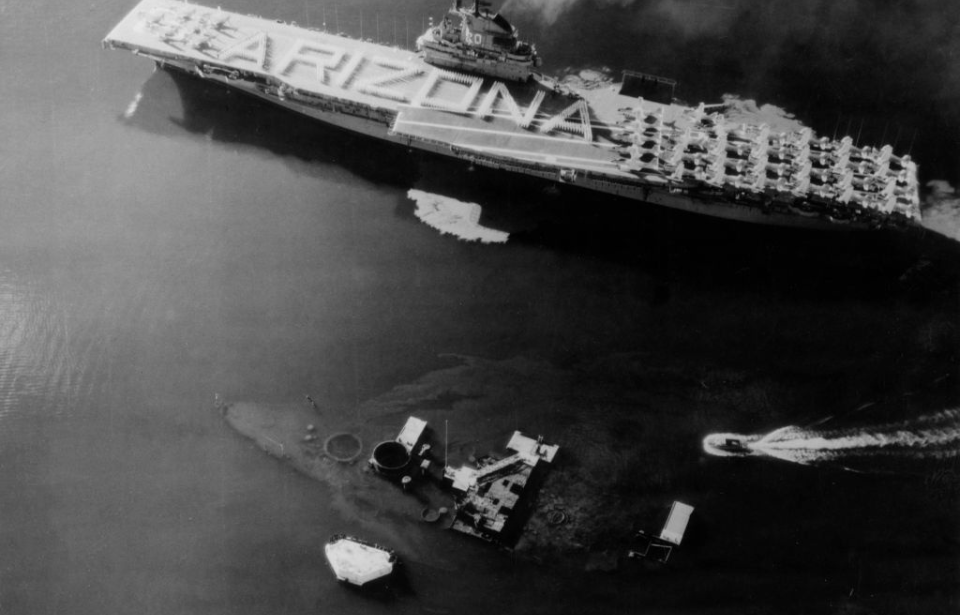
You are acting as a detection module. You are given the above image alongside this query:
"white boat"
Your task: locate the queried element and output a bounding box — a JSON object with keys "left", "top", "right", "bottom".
{"left": 324, "top": 534, "right": 398, "bottom": 586}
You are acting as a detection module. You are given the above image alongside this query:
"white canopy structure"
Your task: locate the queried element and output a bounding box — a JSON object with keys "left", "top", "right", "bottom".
{"left": 659, "top": 501, "right": 694, "bottom": 546}
{"left": 324, "top": 535, "right": 397, "bottom": 586}
{"left": 629, "top": 500, "right": 695, "bottom": 563}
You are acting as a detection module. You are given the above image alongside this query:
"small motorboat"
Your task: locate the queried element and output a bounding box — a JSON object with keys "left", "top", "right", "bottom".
{"left": 702, "top": 433, "right": 762, "bottom": 457}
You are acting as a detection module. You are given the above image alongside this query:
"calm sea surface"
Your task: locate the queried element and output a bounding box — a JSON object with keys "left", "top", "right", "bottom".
{"left": 1, "top": 1, "right": 958, "bottom": 614}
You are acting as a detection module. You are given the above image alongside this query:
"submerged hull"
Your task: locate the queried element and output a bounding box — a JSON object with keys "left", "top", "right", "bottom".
{"left": 103, "top": 0, "right": 921, "bottom": 230}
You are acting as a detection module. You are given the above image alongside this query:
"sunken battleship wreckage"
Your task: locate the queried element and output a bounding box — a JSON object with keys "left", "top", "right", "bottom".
{"left": 370, "top": 416, "right": 560, "bottom": 546}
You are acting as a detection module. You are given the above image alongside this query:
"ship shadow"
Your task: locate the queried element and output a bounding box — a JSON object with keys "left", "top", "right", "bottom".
{"left": 414, "top": 153, "right": 960, "bottom": 305}
{"left": 122, "top": 66, "right": 960, "bottom": 305}
{"left": 123, "top": 67, "right": 421, "bottom": 187}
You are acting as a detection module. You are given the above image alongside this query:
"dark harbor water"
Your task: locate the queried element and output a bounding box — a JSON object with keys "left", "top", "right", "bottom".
{"left": 1, "top": 1, "right": 959, "bottom": 614}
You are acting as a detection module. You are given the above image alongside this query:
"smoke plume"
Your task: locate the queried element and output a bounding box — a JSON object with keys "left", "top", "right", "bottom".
{"left": 504, "top": 0, "right": 960, "bottom": 182}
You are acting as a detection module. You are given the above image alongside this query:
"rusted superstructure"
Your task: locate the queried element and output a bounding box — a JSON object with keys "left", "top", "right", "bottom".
{"left": 444, "top": 431, "right": 558, "bottom": 543}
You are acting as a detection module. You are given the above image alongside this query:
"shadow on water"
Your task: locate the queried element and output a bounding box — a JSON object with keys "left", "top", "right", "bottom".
{"left": 125, "top": 67, "right": 421, "bottom": 187}
{"left": 124, "top": 67, "right": 960, "bottom": 306}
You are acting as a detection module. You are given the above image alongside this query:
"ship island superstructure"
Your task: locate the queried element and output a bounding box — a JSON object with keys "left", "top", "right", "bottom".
{"left": 417, "top": 0, "right": 542, "bottom": 81}
{"left": 103, "top": 0, "right": 922, "bottom": 229}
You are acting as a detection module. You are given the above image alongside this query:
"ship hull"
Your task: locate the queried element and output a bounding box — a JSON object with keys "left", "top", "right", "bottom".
{"left": 103, "top": 0, "right": 918, "bottom": 231}
{"left": 166, "top": 60, "right": 400, "bottom": 142}
{"left": 159, "top": 59, "right": 855, "bottom": 231}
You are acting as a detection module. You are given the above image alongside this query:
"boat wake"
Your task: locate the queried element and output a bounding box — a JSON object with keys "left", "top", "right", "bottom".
{"left": 704, "top": 408, "right": 960, "bottom": 470}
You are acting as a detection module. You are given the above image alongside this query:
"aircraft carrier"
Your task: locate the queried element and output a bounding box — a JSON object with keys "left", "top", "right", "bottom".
{"left": 103, "top": 0, "right": 922, "bottom": 230}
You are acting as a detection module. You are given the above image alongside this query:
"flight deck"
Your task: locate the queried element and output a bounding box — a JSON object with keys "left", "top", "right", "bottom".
{"left": 104, "top": 0, "right": 922, "bottom": 229}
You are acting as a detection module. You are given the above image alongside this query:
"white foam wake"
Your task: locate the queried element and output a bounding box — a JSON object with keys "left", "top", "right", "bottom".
{"left": 705, "top": 408, "right": 960, "bottom": 467}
